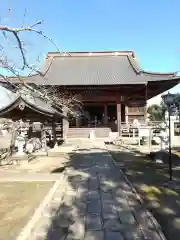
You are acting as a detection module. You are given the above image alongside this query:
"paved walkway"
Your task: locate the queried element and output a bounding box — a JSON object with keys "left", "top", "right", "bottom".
{"left": 23, "top": 140, "right": 165, "bottom": 240}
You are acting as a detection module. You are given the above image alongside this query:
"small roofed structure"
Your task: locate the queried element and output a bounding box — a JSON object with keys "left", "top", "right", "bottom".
{"left": 0, "top": 90, "right": 64, "bottom": 121}
{"left": 0, "top": 87, "right": 68, "bottom": 158}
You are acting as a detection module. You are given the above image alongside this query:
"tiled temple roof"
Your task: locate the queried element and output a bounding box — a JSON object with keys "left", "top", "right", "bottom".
{"left": 0, "top": 87, "right": 63, "bottom": 118}
{"left": 2, "top": 51, "right": 179, "bottom": 86}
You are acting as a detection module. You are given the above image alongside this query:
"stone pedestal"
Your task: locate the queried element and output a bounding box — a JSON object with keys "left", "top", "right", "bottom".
{"left": 13, "top": 134, "right": 29, "bottom": 164}
{"left": 11, "top": 152, "right": 30, "bottom": 164}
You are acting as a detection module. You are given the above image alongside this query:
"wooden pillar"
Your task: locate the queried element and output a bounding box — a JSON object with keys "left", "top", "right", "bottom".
{"left": 52, "top": 122, "right": 57, "bottom": 147}
{"left": 41, "top": 123, "right": 48, "bottom": 154}
{"left": 76, "top": 117, "right": 80, "bottom": 128}
{"left": 117, "top": 103, "right": 121, "bottom": 136}
{"left": 104, "top": 104, "right": 108, "bottom": 125}
{"left": 144, "top": 83, "right": 148, "bottom": 124}
{"left": 144, "top": 105, "right": 147, "bottom": 124}
{"left": 125, "top": 105, "right": 128, "bottom": 124}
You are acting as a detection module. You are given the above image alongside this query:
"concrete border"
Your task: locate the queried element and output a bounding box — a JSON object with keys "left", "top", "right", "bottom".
{"left": 106, "top": 144, "right": 167, "bottom": 240}
{"left": 16, "top": 173, "right": 65, "bottom": 240}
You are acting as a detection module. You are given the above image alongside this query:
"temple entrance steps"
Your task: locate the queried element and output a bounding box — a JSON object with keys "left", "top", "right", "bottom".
{"left": 67, "top": 127, "right": 112, "bottom": 138}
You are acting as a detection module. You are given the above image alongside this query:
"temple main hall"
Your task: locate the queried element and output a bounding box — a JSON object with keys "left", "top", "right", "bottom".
{"left": 6, "top": 50, "right": 180, "bottom": 137}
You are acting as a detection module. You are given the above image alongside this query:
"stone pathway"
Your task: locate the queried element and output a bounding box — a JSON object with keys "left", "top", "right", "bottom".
{"left": 24, "top": 140, "right": 166, "bottom": 240}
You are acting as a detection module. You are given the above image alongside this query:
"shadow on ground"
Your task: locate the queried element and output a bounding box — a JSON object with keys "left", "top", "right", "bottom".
{"left": 107, "top": 144, "right": 180, "bottom": 240}
{"left": 148, "top": 150, "right": 180, "bottom": 166}
{"left": 30, "top": 145, "right": 160, "bottom": 240}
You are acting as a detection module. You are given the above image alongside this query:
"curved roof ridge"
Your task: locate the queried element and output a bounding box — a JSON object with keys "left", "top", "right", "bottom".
{"left": 20, "top": 94, "right": 64, "bottom": 117}
{"left": 142, "top": 70, "right": 177, "bottom": 77}
{"left": 21, "top": 95, "right": 54, "bottom": 117}
{"left": 126, "top": 55, "right": 141, "bottom": 74}
{"left": 127, "top": 54, "right": 177, "bottom": 77}
{"left": 0, "top": 88, "right": 63, "bottom": 118}
{"left": 0, "top": 95, "right": 21, "bottom": 116}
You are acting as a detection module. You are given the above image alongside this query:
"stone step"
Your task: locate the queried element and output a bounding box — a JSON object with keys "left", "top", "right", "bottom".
{"left": 67, "top": 128, "right": 111, "bottom": 138}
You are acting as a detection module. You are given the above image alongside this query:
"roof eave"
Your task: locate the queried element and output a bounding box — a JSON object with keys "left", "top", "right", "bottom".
{"left": 0, "top": 96, "right": 21, "bottom": 117}
{"left": 0, "top": 94, "right": 64, "bottom": 119}
{"left": 142, "top": 71, "right": 177, "bottom": 78}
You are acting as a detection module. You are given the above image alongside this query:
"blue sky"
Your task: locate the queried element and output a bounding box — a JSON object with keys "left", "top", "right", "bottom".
{"left": 1, "top": 0, "right": 180, "bottom": 93}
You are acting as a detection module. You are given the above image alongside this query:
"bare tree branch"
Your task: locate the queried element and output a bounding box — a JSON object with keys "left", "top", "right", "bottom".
{"left": 0, "top": 22, "right": 71, "bottom": 70}
{"left": 0, "top": 19, "right": 79, "bottom": 116}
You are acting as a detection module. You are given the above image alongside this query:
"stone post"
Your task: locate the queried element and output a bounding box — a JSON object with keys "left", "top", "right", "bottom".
{"left": 170, "top": 118, "right": 175, "bottom": 146}
{"left": 117, "top": 103, "right": 121, "bottom": 136}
